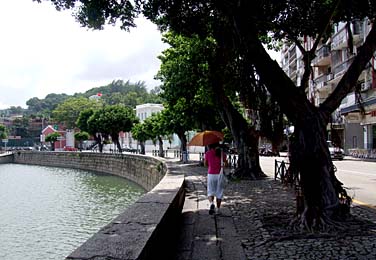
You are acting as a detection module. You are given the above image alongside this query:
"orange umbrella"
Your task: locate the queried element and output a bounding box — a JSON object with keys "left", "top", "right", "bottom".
{"left": 188, "top": 130, "right": 224, "bottom": 146}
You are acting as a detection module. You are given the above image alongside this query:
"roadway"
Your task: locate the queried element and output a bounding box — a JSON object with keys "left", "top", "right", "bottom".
{"left": 260, "top": 155, "right": 376, "bottom": 208}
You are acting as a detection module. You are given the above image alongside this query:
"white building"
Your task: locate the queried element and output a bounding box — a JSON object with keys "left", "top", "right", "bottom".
{"left": 136, "top": 103, "right": 164, "bottom": 122}
{"left": 121, "top": 103, "right": 180, "bottom": 152}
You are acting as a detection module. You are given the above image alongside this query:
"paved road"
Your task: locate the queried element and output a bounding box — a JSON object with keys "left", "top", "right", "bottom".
{"left": 259, "top": 155, "right": 376, "bottom": 208}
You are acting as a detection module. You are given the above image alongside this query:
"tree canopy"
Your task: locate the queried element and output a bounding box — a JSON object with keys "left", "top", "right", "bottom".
{"left": 45, "top": 132, "right": 60, "bottom": 151}
{"left": 36, "top": 0, "right": 376, "bottom": 230}
{"left": 87, "top": 105, "right": 138, "bottom": 152}
{"left": 52, "top": 97, "right": 102, "bottom": 128}
{"left": 0, "top": 124, "right": 7, "bottom": 139}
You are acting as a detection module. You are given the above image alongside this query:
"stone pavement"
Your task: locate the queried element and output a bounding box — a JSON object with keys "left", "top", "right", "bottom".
{"left": 171, "top": 161, "right": 376, "bottom": 260}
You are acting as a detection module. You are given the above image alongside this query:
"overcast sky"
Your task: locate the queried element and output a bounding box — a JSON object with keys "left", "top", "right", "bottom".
{"left": 0, "top": 1, "right": 280, "bottom": 110}
{"left": 0, "top": 0, "right": 168, "bottom": 109}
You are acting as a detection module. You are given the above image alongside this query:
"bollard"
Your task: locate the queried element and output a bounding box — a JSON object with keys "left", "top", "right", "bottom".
{"left": 182, "top": 151, "right": 188, "bottom": 163}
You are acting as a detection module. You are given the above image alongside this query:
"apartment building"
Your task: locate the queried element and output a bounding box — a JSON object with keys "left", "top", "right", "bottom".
{"left": 281, "top": 20, "right": 376, "bottom": 154}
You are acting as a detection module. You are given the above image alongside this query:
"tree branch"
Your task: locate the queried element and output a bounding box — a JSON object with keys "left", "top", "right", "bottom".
{"left": 301, "top": 0, "right": 341, "bottom": 90}
{"left": 320, "top": 23, "right": 376, "bottom": 118}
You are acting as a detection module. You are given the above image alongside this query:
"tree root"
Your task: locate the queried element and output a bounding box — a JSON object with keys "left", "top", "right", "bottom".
{"left": 289, "top": 207, "right": 347, "bottom": 233}
{"left": 250, "top": 232, "right": 342, "bottom": 250}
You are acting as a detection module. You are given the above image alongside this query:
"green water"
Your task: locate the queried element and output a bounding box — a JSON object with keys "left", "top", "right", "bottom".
{"left": 0, "top": 164, "right": 145, "bottom": 260}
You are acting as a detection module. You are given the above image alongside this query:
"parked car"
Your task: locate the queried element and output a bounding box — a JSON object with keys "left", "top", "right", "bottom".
{"left": 122, "top": 146, "right": 138, "bottom": 153}
{"left": 327, "top": 141, "right": 344, "bottom": 160}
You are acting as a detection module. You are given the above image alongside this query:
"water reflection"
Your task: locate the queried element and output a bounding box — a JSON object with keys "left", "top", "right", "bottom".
{"left": 0, "top": 163, "right": 145, "bottom": 260}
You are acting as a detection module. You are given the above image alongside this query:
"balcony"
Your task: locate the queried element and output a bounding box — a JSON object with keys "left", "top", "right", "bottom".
{"left": 331, "top": 27, "right": 347, "bottom": 51}
{"left": 313, "top": 73, "right": 334, "bottom": 92}
{"left": 331, "top": 21, "right": 364, "bottom": 51}
{"left": 314, "top": 73, "right": 330, "bottom": 84}
{"left": 332, "top": 57, "right": 355, "bottom": 78}
{"left": 312, "top": 45, "right": 331, "bottom": 66}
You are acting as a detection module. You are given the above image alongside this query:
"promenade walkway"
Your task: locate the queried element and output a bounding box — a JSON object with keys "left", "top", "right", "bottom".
{"left": 171, "top": 160, "right": 376, "bottom": 260}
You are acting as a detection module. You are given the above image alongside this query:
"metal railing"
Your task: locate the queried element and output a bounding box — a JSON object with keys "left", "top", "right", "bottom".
{"left": 275, "top": 160, "right": 300, "bottom": 188}
{"left": 275, "top": 160, "right": 303, "bottom": 214}
{"left": 348, "top": 149, "right": 376, "bottom": 159}
{"left": 226, "top": 154, "right": 238, "bottom": 169}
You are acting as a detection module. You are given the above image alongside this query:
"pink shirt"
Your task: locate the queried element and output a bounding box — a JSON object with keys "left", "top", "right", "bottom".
{"left": 205, "top": 149, "right": 221, "bottom": 174}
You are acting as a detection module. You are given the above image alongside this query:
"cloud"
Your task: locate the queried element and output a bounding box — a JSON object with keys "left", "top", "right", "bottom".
{"left": 0, "top": 0, "right": 167, "bottom": 109}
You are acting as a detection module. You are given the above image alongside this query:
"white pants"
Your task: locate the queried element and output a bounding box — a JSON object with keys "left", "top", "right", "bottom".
{"left": 207, "top": 174, "right": 223, "bottom": 199}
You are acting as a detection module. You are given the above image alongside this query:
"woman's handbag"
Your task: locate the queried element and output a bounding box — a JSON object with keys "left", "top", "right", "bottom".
{"left": 219, "top": 150, "right": 229, "bottom": 188}
{"left": 219, "top": 168, "right": 229, "bottom": 188}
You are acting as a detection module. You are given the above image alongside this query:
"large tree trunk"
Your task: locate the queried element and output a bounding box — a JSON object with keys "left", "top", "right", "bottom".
{"left": 208, "top": 52, "right": 265, "bottom": 179}
{"left": 250, "top": 43, "right": 345, "bottom": 228}
{"left": 139, "top": 141, "right": 146, "bottom": 155}
{"left": 177, "top": 131, "right": 187, "bottom": 153}
{"left": 111, "top": 134, "right": 122, "bottom": 153}
{"left": 50, "top": 142, "right": 55, "bottom": 151}
{"left": 94, "top": 133, "right": 103, "bottom": 153}
{"left": 292, "top": 114, "right": 343, "bottom": 230}
{"left": 235, "top": 22, "right": 376, "bottom": 229}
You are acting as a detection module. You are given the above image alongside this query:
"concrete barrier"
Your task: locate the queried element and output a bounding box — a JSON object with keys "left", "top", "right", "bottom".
{"left": 11, "top": 151, "right": 185, "bottom": 260}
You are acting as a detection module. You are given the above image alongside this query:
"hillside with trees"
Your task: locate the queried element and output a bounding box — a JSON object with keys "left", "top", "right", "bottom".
{"left": 26, "top": 80, "right": 162, "bottom": 116}
{"left": 0, "top": 79, "right": 162, "bottom": 148}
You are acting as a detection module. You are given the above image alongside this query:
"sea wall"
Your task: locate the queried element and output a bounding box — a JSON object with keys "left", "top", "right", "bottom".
{"left": 0, "top": 153, "right": 13, "bottom": 164}
{"left": 12, "top": 151, "right": 185, "bottom": 260}
{"left": 13, "top": 151, "right": 166, "bottom": 190}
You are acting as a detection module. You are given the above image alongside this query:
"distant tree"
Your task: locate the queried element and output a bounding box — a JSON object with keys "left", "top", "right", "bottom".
{"left": 76, "top": 108, "right": 105, "bottom": 152}
{"left": 131, "top": 122, "right": 151, "bottom": 155}
{"left": 52, "top": 97, "right": 102, "bottom": 128}
{"left": 74, "top": 131, "right": 90, "bottom": 151}
{"left": 142, "top": 112, "right": 172, "bottom": 157}
{"left": 80, "top": 80, "right": 163, "bottom": 106}
{"left": 8, "top": 106, "right": 25, "bottom": 115}
{"left": 0, "top": 124, "right": 8, "bottom": 139}
{"left": 88, "top": 105, "right": 138, "bottom": 152}
{"left": 26, "top": 93, "right": 69, "bottom": 114}
{"left": 9, "top": 116, "right": 30, "bottom": 138}
{"left": 45, "top": 132, "right": 60, "bottom": 151}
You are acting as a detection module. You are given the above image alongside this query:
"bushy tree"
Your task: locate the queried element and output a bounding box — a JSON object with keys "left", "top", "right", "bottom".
{"left": 26, "top": 93, "right": 69, "bottom": 114}
{"left": 76, "top": 108, "right": 105, "bottom": 152}
{"left": 131, "top": 122, "right": 152, "bottom": 155}
{"left": 74, "top": 131, "right": 90, "bottom": 151}
{"left": 88, "top": 105, "right": 138, "bottom": 152}
{"left": 45, "top": 132, "right": 60, "bottom": 151}
{"left": 0, "top": 124, "right": 7, "bottom": 139}
{"left": 52, "top": 97, "right": 102, "bottom": 129}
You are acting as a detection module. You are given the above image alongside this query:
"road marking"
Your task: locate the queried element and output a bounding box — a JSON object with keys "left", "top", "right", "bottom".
{"left": 352, "top": 199, "right": 376, "bottom": 210}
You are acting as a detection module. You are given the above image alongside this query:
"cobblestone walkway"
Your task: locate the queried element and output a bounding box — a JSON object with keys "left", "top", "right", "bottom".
{"left": 174, "top": 162, "right": 376, "bottom": 260}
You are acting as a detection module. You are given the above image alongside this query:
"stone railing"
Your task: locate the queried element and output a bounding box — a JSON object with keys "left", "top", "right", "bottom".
{"left": 348, "top": 149, "right": 376, "bottom": 160}
{"left": 11, "top": 151, "right": 186, "bottom": 260}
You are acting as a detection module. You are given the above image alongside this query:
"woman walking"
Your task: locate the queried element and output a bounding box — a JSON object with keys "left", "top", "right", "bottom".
{"left": 204, "top": 142, "right": 224, "bottom": 215}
